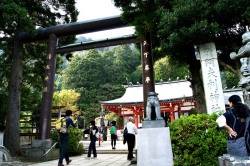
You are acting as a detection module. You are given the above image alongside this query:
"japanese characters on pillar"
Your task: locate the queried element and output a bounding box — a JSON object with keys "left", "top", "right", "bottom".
{"left": 199, "top": 43, "right": 225, "bottom": 114}
{"left": 39, "top": 34, "right": 58, "bottom": 139}
{"left": 141, "top": 33, "right": 155, "bottom": 118}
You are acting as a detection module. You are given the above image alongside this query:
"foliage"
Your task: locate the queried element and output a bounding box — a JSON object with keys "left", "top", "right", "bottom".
{"left": 188, "top": 108, "right": 198, "bottom": 116}
{"left": 104, "top": 112, "right": 123, "bottom": 128}
{"left": 154, "top": 57, "right": 189, "bottom": 82}
{"left": 114, "top": 0, "right": 250, "bottom": 113}
{"left": 169, "top": 113, "right": 227, "bottom": 165}
{"left": 0, "top": 0, "right": 79, "bottom": 154}
{"left": 225, "top": 72, "right": 239, "bottom": 88}
{"left": 53, "top": 89, "right": 80, "bottom": 113}
{"left": 51, "top": 128, "right": 84, "bottom": 155}
{"left": 62, "top": 45, "right": 140, "bottom": 126}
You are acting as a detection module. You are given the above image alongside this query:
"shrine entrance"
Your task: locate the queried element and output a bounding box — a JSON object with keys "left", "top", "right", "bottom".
{"left": 19, "top": 15, "right": 156, "bottom": 139}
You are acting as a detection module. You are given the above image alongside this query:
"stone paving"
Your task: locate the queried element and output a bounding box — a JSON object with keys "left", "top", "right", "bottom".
{"left": 0, "top": 141, "right": 135, "bottom": 166}
{"left": 28, "top": 154, "right": 131, "bottom": 166}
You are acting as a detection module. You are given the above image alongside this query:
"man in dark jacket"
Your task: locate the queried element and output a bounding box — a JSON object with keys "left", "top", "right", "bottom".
{"left": 85, "top": 120, "right": 98, "bottom": 159}
{"left": 58, "top": 110, "right": 76, "bottom": 166}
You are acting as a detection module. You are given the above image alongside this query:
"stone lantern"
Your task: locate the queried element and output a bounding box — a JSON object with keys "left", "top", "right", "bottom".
{"left": 230, "top": 27, "right": 250, "bottom": 106}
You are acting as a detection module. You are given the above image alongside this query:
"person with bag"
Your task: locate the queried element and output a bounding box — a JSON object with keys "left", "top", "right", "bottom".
{"left": 58, "top": 110, "right": 76, "bottom": 166}
{"left": 85, "top": 120, "right": 98, "bottom": 159}
{"left": 216, "top": 95, "right": 250, "bottom": 156}
{"left": 110, "top": 121, "right": 118, "bottom": 149}
{"left": 125, "top": 117, "right": 138, "bottom": 160}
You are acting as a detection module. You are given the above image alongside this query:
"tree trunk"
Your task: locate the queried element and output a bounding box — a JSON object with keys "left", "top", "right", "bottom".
{"left": 5, "top": 29, "right": 23, "bottom": 155}
{"left": 189, "top": 60, "right": 207, "bottom": 114}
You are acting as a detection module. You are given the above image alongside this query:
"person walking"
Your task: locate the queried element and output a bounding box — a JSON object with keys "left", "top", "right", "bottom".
{"left": 86, "top": 120, "right": 98, "bottom": 159}
{"left": 125, "top": 117, "right": 138, "bottom": 160}
{"left": 58, "top": 110, "right": 76, "bottom": 166}
{"left": 110, "top": 121, "right": 118, "bottom": 149}
{"left": 216, "top": 95, "right": 250, "bottom": 155}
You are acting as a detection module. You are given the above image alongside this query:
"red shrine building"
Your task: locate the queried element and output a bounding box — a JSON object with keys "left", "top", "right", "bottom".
{"left": 100, "top": 80, "right": 243, "bottom": 128}
{"left": 100, "top": 80, "right": 197, "bottom": 128}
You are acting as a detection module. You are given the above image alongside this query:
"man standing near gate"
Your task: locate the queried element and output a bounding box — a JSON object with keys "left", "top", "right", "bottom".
{"left": 125, "top": 117, "right": 138, "bottom": 160}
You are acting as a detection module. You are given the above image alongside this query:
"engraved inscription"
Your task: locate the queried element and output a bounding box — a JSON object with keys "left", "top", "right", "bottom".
{"left": 143, "top": 40, "right": 148, "bottom": 46}
{"left": 144, "top": 52, "right": 149, "bottom": 58}
{"left": 145, "top": 77, "right": 150, "bottom": 83}
{"left": 207, "top": 67, "right": 217, "bottom": 78}
{"left": 47, "top": 54, "right": 51, "bottom": 59}
{"left": 43, "top": 87, "right": 47, "bottom": 92}
{"left": 145, "top": 65, "right": 150, "bottom": 71}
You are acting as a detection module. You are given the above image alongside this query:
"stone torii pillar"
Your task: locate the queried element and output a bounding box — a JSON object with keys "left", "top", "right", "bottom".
{"left": 141, "top": 33, "right": 155, "bottom": 118}
{"left": 39, "top": 34, "right": 58, "bottom": 139}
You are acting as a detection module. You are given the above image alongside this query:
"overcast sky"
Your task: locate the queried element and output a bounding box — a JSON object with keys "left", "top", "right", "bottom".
{"left": 75, "top": 0, "right": 135, "bottom": 40}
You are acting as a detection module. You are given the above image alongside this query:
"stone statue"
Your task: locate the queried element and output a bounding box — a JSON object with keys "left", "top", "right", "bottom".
{"left": 144, "top": 92, "right": 163, "bottom": 121}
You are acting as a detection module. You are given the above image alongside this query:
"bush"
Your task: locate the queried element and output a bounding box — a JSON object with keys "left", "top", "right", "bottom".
{"left": 169, "top": 113, "right": 227, "bottom": 165}
{"left": 51, "top": 127, "right": 84, "bottom": 155}
{"left": 188, "top": 108, "right": 198, "bottom": 115}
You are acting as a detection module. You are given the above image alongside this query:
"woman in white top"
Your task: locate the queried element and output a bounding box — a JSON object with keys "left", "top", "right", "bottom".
{"left": 216, "top": 95, "right": 250, "bottom": 154}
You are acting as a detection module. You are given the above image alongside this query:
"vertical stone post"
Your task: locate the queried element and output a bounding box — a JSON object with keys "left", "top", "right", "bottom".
{"left": 0, "top": 132, "right": 3, "bottom": 162}
{"left": 39, "top": 34, "right": 58, "bottom": 139}
{"left": 199, "top": 43, "right": 225, "bottom": 114}
{"left": 141, "top": 33, "right": 155, "bottom": 118}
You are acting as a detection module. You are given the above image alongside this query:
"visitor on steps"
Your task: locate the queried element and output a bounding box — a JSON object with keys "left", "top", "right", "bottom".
{"left": 85, "top": 120, "right": 98, "bottom": 159}
{"left": 110, "top": 121, "right": 118, "bottom": 149}
{"left": 125, "top": 117, "right": 138, "bottom": 160}
{"left": 58, "top": 110, "right": 76, "bottom": 166}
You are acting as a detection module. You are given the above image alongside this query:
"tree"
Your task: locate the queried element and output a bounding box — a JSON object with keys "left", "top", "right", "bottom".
{"left": 62, "top": 45, "right": 140, "bottom": 126}
{"left": 113, "top": 0, "right": 250, "bottom": 113}
{"left": 154, "top": 57, "right": 189, "bottom": 82}
{"left": 53, "top": 89, "right": 80, "bottom": 113}
{"left": 0, "top": 0, "right": 78, "bottom": 155}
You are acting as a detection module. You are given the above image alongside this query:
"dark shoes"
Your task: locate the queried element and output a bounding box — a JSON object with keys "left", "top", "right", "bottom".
{"left": 58, "top": 159, "right": 71, "bottom": 166}
{"left": 66, "top": 159, "right": 72, "bottom": 165}
{"left": 112, "top": 147, "right": 116, "bottom": 149}
{"left": 127, "top": 156, "right": 135, "bottom": 160}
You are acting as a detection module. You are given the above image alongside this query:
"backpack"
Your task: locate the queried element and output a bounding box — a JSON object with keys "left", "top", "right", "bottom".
{"left": 55, "top": 117, "right": 68, "bottom": 134}
{"left": 110, "top": 126, "right": 116, "bottom": 134}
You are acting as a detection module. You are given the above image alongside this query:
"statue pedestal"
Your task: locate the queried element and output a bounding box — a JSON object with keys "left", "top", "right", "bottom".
{"left": 137, "top": 127, "right": 173, "bottom": 166}
{"left": 142, "top": 119, "right": 165, "bottom": 128}
{"left": 26, "top": 139, "right": 59, "bottom": 160}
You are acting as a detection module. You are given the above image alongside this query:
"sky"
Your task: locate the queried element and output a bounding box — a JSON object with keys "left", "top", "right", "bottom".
{"left": 75, "top": 0, "right": 135, "bottom": 40}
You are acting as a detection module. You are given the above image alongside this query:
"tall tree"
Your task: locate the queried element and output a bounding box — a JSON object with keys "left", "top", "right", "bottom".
{"left": 113, "top": 0, "right": 249, "bottom": 113}
{"left": 62, "top": 45, "right": 140, "bottom": 125}
{"left": 0, "top": 0, "right": 78, "bottom": 155}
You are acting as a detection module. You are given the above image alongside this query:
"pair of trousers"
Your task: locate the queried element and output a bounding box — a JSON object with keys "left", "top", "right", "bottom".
{"left": 127, "top": 134, "right": 135, "bottom": 159}
{"left": 111, "top": 134, "right": 117, "bottom": 147}
{"left": 59, "top": 133, "right": 69, "bottom": 164}
{"left": 88, "top": 137, "right": 97, "bottom": 157}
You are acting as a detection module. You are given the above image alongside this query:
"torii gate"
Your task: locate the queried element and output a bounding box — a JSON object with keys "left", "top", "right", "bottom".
{"left": 19, "top": 15, "right": 156, "bottom": 139}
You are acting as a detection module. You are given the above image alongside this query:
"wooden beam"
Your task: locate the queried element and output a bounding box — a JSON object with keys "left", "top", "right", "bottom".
{"left": 19, "top": 15, "right": 128, "bottom": 43}
{"left": 56, "top": 35, "right": 142, "bottom": 54}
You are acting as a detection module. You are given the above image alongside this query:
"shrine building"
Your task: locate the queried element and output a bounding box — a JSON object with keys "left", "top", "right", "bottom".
{"left": 100, "top": 80, "right": 243, "bottom": 128}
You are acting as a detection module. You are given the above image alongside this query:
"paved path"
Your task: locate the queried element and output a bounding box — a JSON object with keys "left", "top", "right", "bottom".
{"left": 3, "top": 141, "right": 135, "bottom": 166}
{"left": 28, "top": 154, "right": 131, "bottom": 166}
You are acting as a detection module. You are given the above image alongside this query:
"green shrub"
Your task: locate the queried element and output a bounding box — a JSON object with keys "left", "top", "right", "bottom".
{"left": 169, "top": 113, "right": 227, "bottom": 165}
{"left": 50, "top": 127, "right": 84, "bottom": 155}
{"left": 188, "top": 108, "right": 198, "bottom": 115}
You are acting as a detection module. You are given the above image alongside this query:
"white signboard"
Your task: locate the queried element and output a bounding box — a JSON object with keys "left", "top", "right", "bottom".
{"left": 199, "top": 43, "right": 226, "bottom": 114}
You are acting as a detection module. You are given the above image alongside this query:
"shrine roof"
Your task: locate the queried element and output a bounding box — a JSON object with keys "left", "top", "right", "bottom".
{"left": 100, "top": 80, "right": 193, "bottom": 105}
{"left": 100, "top": 80, "right": 244, "bottom": 106}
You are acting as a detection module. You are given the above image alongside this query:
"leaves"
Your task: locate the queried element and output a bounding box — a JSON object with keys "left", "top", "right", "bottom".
{"left": 169, "top": 113, "right": 227, "bottom": 165}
